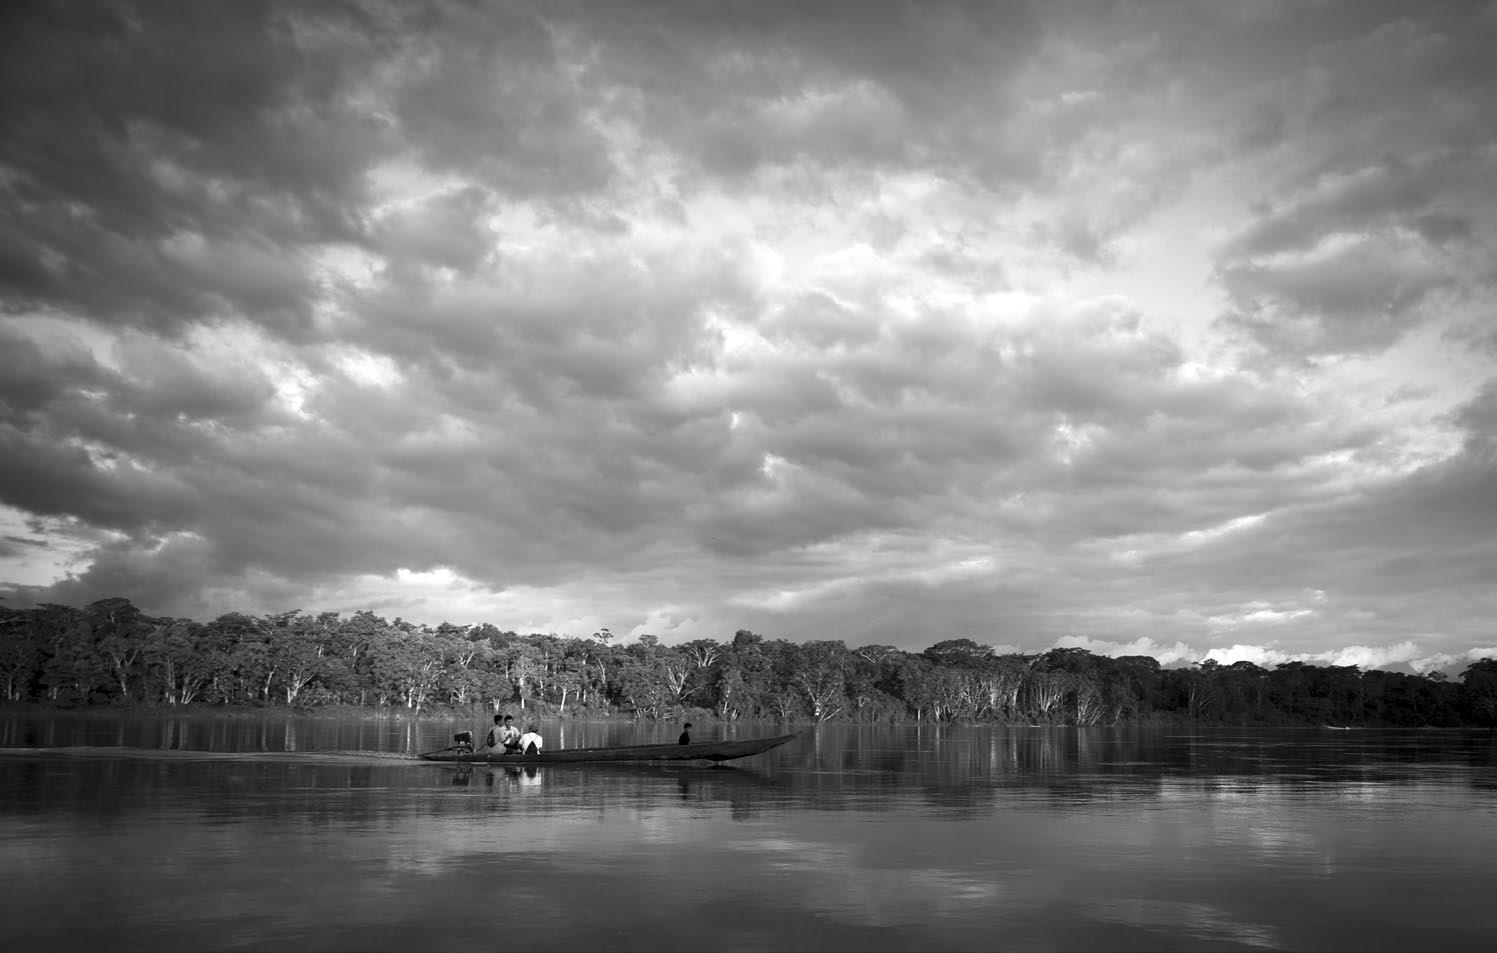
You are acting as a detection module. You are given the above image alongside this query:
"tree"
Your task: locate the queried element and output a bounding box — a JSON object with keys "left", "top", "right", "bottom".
{"left": 87, "top": 598, "right": 152, "bottom": 702}
{"left": 362, "top": 630, "right": 442, "bottom": 711}
{"left": 852, "top": 644, "right": 898, "bottom": 665}
{"left": 923, "top": 638, "right": 995, "bottom": 667}
{"left": 1021, "top": 671, "right": 1070, "bottom": 724}
{"left": 845, "top": 651, "right": 893, "bottom": 721}
{"left": 273, "top": 632, "right": 327, "bottom": 706}
{"left": 970, "top": 655, "right": 1027, "bottom": 722}
{"left": 1269, "top": 661, "right": 1315, "bottom": 721}
{"left": 0, "top": 609, "right": 43, "bottom": 701}
{"left": 616, "top": 656, "right": 672, "bottom": 719}
{"left": 1073, "top": 679, "right": 1108, "bottom": 726}
{"left": 547, "top": 640, "right": 591, "bottom": 714}
{"left": 794, "top": 641, "right": 849, "bottom": 722}
{"left": 145, "top": 619, "right": 224, "bottom": 705}
{"left": 682, "top": 639, "right": 722, "bottom": 671}
{"left": 896, "top": 657, "right": 942, "bottom": 722}
{"left": 1111, "top": 655, "right": 1163, "bottom": 717}
{"left": 1218, "top": 660, "right": 1271, "bottom": 722}
{"left": 98, "top": 631, "right": 144, "bottom": 701}
{"left": 550, "top": 666, "right": 583, "bottom": 715}
{"left": 505, "top": 643, "right": 544, "bottom": 708}
{"left": 660, "top": 656, "right": 695, "bottom": 705}
{"left": 1460, "top": 658, "right": 1497, "bottom": 727}
{"left": 1184, "top": 663, "right": 1221, "bottom": 721}
{"left": 715, "top": 632, "right": 774, "bottom": 719}
{"left": 712, "top": 666, "right": 753, "bottom": 720}
{"left": 581, "top": 641, "right": 623, "bottom": 709}
{"left": 38, "top": 604, "right": 107, "bottom": 704}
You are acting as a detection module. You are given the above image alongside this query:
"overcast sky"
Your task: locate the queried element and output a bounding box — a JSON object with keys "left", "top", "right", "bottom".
{"left": 3, "top": 0, "right": 1495, "bottom": 673}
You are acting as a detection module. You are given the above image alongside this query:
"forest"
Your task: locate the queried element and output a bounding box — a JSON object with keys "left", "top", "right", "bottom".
{"left": 2, "top": 597, "right": 1495, "bottom": 728}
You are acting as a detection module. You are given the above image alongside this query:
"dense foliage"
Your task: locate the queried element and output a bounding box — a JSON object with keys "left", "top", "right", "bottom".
{"left": 3, "top": 599, "right": 1495, "bottom": 728}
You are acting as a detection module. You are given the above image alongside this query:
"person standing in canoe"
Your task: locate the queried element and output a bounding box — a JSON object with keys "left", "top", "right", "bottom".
{"left": 518, "top": 724, "right": 543, "bottom": 754}
{"left": 679, "top": 722, "right": 692, "bottom": 745}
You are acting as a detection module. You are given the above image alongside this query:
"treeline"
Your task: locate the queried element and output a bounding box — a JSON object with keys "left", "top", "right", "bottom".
{"left": 2, "top": 598, "right": 1495, "bottom": 728}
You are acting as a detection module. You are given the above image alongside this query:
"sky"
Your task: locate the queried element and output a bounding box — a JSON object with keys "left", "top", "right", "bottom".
{"left": 2, "top": 0, "right": 1496, "bottom": 675}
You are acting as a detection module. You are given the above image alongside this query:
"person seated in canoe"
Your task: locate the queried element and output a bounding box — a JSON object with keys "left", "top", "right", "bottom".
{"left": 485, "top": 714, "right": 521, "bottom": 753}
{"left": 679, "top": 722, "right": 693, "bottom": 745}
{"left": 482, "top": 715, "right": 502, "bottom": 751}
{"left": 499, "top": 715, "right": 521, "bottom": 752}
{"left": 517, "top": 725, "right": 543, "bottom": 754}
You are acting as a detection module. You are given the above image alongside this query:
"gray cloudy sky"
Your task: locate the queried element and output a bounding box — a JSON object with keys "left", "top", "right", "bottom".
{"left": 3, "top": 0, "right": 1496, "bottom": 673}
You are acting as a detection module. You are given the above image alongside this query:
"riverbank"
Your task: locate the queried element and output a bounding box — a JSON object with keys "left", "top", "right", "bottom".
{"left": 0, "top": 699, "right": 729, "bottom": 725}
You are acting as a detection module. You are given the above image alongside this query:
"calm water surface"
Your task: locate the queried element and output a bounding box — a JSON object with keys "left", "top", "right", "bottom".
{"left": 1, "top": 711, "right": 1494, "bottom": 952}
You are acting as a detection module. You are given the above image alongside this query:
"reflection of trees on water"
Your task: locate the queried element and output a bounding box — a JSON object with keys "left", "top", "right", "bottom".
{"left": 0, "top": 757, "right": 429, "bottom": 827}
{"left": 0, "top": 710, "right": 446, "bottom": 754}
{"left": 4, "top": 721, "right": 1492, "bottom": 834}
{"left": 785, "top": 726, "right": 1497, "bottom": 814}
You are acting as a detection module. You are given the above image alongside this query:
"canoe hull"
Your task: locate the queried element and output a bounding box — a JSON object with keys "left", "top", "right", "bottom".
{"left": 418, "top": 732, "right": 799, "bottom": 764}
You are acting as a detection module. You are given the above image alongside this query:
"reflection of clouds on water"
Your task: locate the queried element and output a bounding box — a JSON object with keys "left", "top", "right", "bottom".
{"left": 1224, "top": 815, "right": 1312, "bottom": 859}
{"left": 1084, "top": 899, "right": 1280, "bottom": 950}
{"left": 1151, "top": 776, "right": 1461, "bottom": 878}
{"left": 725, "top": 835, "right": 1005, "bottom": 926}
{"left": 725, "top": 835, "right": 853, "bottom": 878}
{"left": 906, "top": 868, "right": 1003, "bottom": 910}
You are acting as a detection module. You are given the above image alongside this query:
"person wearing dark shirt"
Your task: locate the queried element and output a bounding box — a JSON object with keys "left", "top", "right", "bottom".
{"left": 679, "top": 722, "right": 693, "bottom": 745}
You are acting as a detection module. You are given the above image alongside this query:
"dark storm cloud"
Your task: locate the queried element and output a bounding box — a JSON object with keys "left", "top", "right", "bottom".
{"left": 560, "top": 0, "right": 1044, "bottom": 185}
{"left": 371, "top": 186, "right": 498, "bottom": 273}
{"left": 384, "top": 3, "right": 617, "bottom": 197}
{"left": 0, "top": 0, "right": 391, "bottom": 335}
{"left": 1211, "top": 4, "right": 1497, "bottom": 359}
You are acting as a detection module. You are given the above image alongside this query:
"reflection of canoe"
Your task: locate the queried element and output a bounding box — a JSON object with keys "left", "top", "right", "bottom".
{"left": 417, "top": 732, "right": 801, "bottom": 764}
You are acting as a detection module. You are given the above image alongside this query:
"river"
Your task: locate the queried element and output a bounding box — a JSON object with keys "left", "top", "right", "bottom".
{"left": 1, "top": 710, "right": 1494, "bottom": 952}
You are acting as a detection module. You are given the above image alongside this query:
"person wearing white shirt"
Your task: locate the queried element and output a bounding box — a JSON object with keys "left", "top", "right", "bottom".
{"left": 518, "top": 726, "right": 543, "bottom": 754}
{"left": 498, "top": 715, "right": 521, "bottom": 752}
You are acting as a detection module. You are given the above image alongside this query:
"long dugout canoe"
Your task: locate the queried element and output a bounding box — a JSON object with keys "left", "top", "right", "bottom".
{"left": 418, "top": 732, "right": 800, "bottom": 764}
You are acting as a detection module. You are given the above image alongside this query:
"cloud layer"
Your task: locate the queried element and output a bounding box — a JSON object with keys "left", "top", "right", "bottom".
{"left": 3, "top": 0, "right": 1496, "bottom": 673}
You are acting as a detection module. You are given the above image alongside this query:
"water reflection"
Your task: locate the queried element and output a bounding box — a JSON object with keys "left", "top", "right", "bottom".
{"left": 0, "top": 709, "right": 782, "bottom": 758}
{"left": 789, "top": 724, "right": 1497, "bottom": 816}
{"left": 1085, "top": 899, "right": 1280, "bottom": 950}
{"left": 3, "top": 716, "right": 1497, "bottom": 952}
{"left": 418, "top": 760, "right": 783, "bottom": 818}
{"left": 446, "top": 763, "right": 544, "bottom": 789}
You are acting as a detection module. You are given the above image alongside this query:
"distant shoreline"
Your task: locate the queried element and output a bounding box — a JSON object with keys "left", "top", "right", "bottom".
{"left": 3, "top": 702, "right": 1489, "bottom": 732}
{"left": 0, "top": 700, "right": 757, "bottom": 725}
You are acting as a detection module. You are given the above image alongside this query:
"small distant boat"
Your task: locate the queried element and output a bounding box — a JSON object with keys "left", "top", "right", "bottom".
{"left": 418, "top": 732, "right": 801, "bottom": 764}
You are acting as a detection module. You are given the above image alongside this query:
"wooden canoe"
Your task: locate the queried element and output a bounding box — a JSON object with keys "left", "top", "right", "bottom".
{"left": 418, "top": 732, "right": 800, "bottom": 764}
